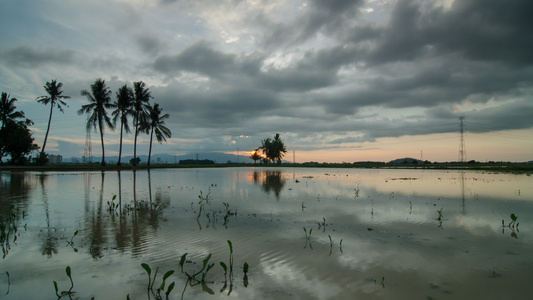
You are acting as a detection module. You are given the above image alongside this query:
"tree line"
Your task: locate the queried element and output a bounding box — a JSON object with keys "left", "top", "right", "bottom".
{"left": 0, "top": 79, "right": 171, "bottom": 166}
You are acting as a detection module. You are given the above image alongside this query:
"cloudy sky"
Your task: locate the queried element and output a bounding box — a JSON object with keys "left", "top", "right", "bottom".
{"left": 1, "top": 0, "right": 532, "bottom": 163}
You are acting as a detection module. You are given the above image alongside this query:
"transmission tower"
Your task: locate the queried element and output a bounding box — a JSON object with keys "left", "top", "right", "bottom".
{"left": 458, "top": 116, "right": 466, "bottom": 162}
{"left": 83, "top": 126, "right": 92, "bottom": 163}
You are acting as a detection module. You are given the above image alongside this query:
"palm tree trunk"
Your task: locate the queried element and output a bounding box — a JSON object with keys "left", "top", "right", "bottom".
{"left": 133, "top": 116, "right": 138, "bottom": 166}
{"left": 117, "top": 121, "right": 124, "bottom": 166}
{"left": 147, "top": 127, "right": 154, "bottom": 166}
{"left": 41, "top": 104, "right": 54, "bottom": 154}
{"left": 99, "top": 121, "right": 106, "bottom": 166}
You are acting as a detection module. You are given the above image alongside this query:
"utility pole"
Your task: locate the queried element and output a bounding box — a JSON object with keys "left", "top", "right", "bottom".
{"left": 83, "top": 124, "right": 92, "bottom": 164}
{"left": 293, "top": 150, "right": 295, "bottom": 164}
{"left": 458, "top": 116, "right": 466, "bottom": 163}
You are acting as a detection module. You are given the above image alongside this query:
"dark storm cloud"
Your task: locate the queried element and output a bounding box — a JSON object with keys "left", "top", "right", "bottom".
{"left": 136, "top": 34, "right": 167, "bottom": 55}
{"left": 261, "top": 0, "right": 365, "bottom": 48}
{"left": 345, "top": 0, "right": 533, "bottom": 66}
{"left": 154, "top": 41, "right": 239, "bottom": 79}
{"left": 0, "top": 46, "right": 75, "bottom": 68}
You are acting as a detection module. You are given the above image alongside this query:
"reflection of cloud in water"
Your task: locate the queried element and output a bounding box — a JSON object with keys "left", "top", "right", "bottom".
{"left": 261, "top": 258, "right": 341, "bottom": 299}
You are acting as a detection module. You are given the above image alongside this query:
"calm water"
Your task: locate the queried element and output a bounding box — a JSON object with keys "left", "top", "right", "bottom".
{"left": 0, "top": 167, "right": 532, "bottom": 299}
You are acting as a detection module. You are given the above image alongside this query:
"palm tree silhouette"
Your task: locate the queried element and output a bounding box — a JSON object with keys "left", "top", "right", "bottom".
{"left": 78, "top": 79, "right": 116, "bottom": 166}
{"left": 141, "top": 103, "right": 171, "bottom": 166}
{"left": 132, "top": 81, "right": 152, "bottom": 166}
{"left": 1, "top": 92, "right": 25, "bottom": 130}
{"left": 36, "top": 80, "right": 70, "bottom": 155}
{"left": 112, "top": 85, "right": 134, "bottom": 166}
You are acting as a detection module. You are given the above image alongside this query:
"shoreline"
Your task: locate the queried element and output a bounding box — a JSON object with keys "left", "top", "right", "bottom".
{"left": 1, "top": 163, "right": 532, "bottom": 173}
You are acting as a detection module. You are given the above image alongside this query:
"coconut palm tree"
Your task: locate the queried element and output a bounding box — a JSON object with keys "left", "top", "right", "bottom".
{"left": 78, "top": 79, "right": 115, "bottom": 166}
{"left": 132, "top": 81, "right": 152, "bottom": 166}
{"left": 271, "top": 133, "right": 287, "bottom": 164}
{"left": 112, "top": 85, "right": 134, "bottom": 166}
{"left": 141, "top": 103, "right": 171, "bottom": 166}
{"left": 1, "top": 92, "right": 25, "bottom": 130}
{"left": 36, "top": 80, "right": 70, "bottom": 155}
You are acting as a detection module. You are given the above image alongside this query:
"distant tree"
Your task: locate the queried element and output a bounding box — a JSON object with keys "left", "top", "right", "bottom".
{"left": 249, "top": 148, "right": 261, "bottom": 164}
{"left": 259, "top": 138, "right": 272, "bottom": 164}
{"left": 78, "top": 79, "right": 116, "bottom": 166}
{"left": 259, "top": 133, "right": 287, "bottom": 164}
{"left": 140, "top": 103, "right": 171, "bottom": 166}
{"left": 130, "top": 157, "right": 141, "bottom": 165}
{"left": 112, "top": 85, "right": 135, "bottom": 166}
{"left": 271, "top": 133, "right": 287, "bottom": 164}
{"left": 36, "top": 80, "right": 70, "bottom": 156}
{"left": 132, "top": 81, "right": 152, "bottom": 166}
{"left": 0, "top": 119, "right": 39, "bottom": 165}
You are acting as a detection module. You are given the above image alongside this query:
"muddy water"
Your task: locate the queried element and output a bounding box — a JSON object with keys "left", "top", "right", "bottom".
{"left": 0, "top": 168, "right": 532, "bottom": 299}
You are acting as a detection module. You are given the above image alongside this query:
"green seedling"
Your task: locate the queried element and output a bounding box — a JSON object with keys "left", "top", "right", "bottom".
{"left": 141, "top": 263, "right": 159, "bottom": 291}
{"left": 159, "top": 270, "right": 175, "bottom": 291}
{"left": 303, "top": 228, "right": 313, "bottom": 249}
{"left": 5, "top": 271, "right": 10, "bottom": 295}
{"left": 67, "top": 230, "right": 78, "bottom": 247}
{"left": 243, "top": 262, "right": 249, "bottom": 287}
{"left": 53, "top": 266, "right": 75, "bottom": 298}
{"left": 227, "top": 240, "right": 234, "bottom": 274}
{"left": 220, "top": 262, "right": 228, "bottom": 276}
{"left": 328, "top": 235, "right": 333, "bottom": 256}
{"left": 437, "top": 208, "right": 443, "bottom": 221}
{"left": 107, "top": 195, "right": 118, "bottom": 213}
{"left": 179, "top": 253, "right": 188, "bottom": 274}
{"left": 303, "top": 227, "right": 313, "bottom": 240}
{"left": 318, "top": 217, "right": 328, "bottom": 232}
{"left": 166, "top": 282, "right": 175, "bottom": 298}
{"left": 508, "top": 213, "right": 518, "bottom": 229}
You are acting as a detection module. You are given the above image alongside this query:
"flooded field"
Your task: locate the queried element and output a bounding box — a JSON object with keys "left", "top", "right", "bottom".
{"left": 1, "top": 167, "right": 532, "bottom": 299}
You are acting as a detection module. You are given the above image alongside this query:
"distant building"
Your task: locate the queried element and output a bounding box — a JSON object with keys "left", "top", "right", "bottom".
{"left": 48, "top": 154, "right": 63, "bottom": 164}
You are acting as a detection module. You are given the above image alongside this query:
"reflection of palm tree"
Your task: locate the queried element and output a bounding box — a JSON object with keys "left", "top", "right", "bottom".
{"left": 39, "top": 174, "right": 58, "bottom": 258}
{"left": 112, "top": 85, "right": 134, "bottom": 166}
{"left": 79, "top": 79, "right": 116, "bottom": 166}
{"left": 141, "top": 103, "right": 171, "bottom": 166}
{"left": 36, "top": 80, "right": 70, "bottom": 155}
{"left": 89, "top": 172, "right": 107, "bottom": 259}
{"left": 253, "top": 171, "right": 286, "bottom": 199}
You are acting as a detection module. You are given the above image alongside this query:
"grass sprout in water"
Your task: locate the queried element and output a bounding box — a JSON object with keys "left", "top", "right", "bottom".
{"left": 141, "top": 263, "right": 175, "bottom": 299}
{"left": 53, "top": 266, "right": 75, "bottom": 299}
{"left": 303, "top": 227, "right": 313, "bottom": 249}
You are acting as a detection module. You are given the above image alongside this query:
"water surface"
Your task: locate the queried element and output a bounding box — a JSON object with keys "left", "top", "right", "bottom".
{"left": 1, "top": 167, "right": 532, "bottom": 299}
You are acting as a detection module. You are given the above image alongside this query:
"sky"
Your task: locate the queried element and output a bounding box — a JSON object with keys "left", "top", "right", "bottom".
{"left": 1, "top": 0, "right": 532, "bottom": 163}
